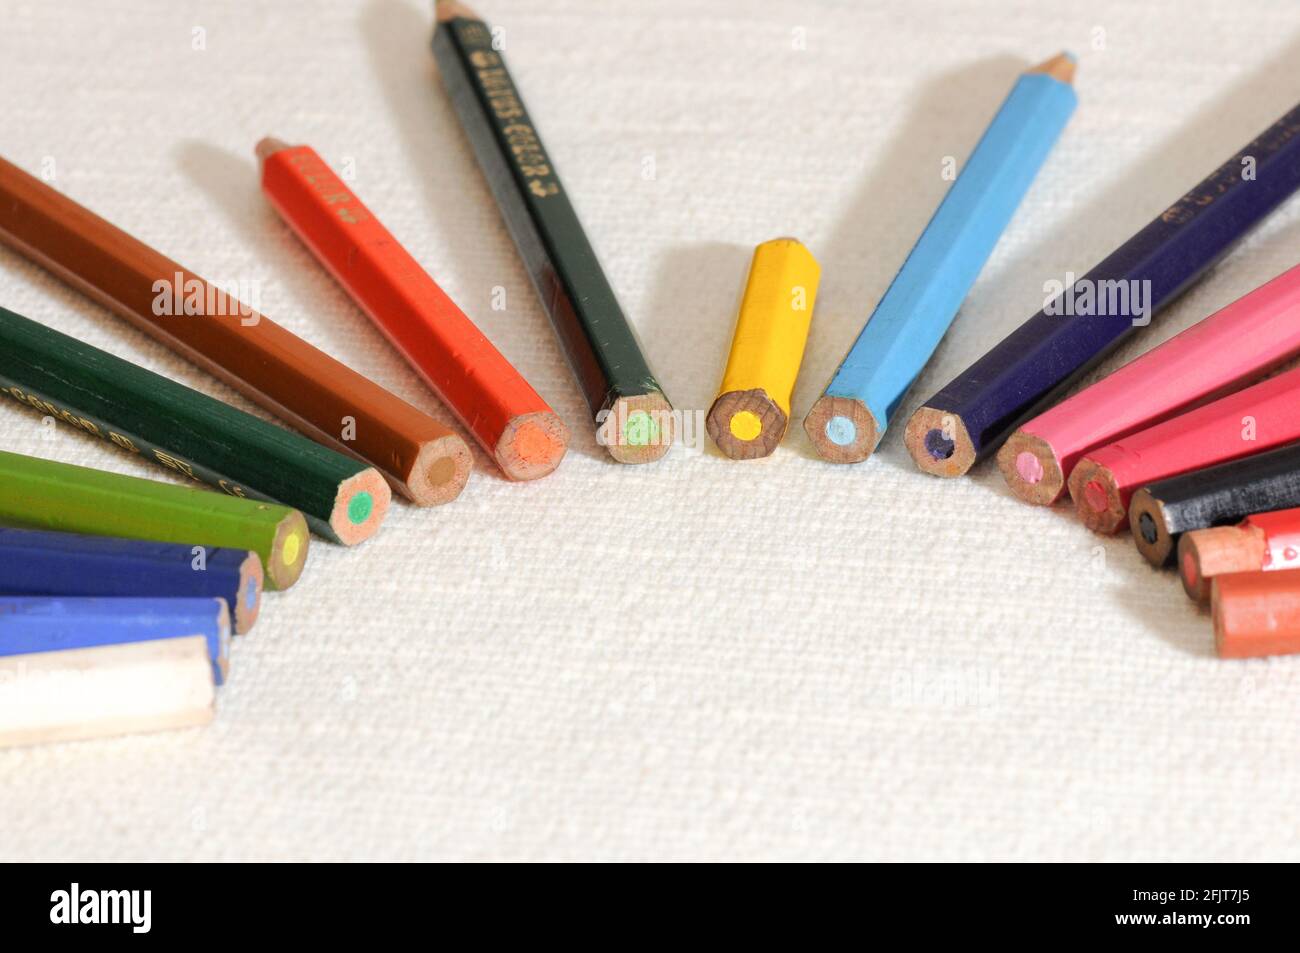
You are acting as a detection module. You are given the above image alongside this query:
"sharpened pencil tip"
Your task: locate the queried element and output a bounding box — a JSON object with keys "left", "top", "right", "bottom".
{"left": 255, "top": 137, "right": 292, "bottom": 167}
{"left": 1028, "top": 51, "right": 1077, "bottom": 85}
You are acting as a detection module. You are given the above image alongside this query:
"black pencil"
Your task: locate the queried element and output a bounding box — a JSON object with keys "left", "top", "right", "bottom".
{"left": 431, "top": 0, "right": 673, "bottom": 463}
{"left": 1129, "top": 442, "right": 1300, "bottom": 566}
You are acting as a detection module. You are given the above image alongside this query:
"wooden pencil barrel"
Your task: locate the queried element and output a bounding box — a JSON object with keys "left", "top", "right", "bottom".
{"left": 0, "top": 155, "right": 471, "bottom": 506}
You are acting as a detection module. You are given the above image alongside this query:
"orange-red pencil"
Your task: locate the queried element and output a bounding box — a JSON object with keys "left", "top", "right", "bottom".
{"left": 1212, "top": 569, "right": 1300, "bottom": 658}
{"left": 1178, "top": 506, "right": 1300, "bottom": 605}
{"left": 257, "top": 139, "right": 568, "bottom": 481}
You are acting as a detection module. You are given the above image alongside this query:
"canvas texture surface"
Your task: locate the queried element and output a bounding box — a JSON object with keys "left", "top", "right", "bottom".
{"left": 2, "top": 0, "right": 1299, "bottom": 861}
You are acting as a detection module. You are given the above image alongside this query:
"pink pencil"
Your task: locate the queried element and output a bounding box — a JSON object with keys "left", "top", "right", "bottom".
{"left": 998, "top": 263, "right": 1300, "bottom": 505}
{"left": 1068, "top": 365, "right": 1300, "bottom": 534}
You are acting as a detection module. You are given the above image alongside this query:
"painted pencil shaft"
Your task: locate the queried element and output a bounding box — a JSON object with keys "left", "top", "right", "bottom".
{"left": 1212, "top": 569, "right": 1300, "bottom": 659}
{"left": 1069, "top": 363, "right": 1300, "bottom": 534}
{"left": 0, "top": 596, "right": 231, "bottom": 685}
{"left": 0, "top": 306, "right": 389, "bottom": 545}
{"left": 1177, "top": 512, "right": 1300, "bottom": 606}
{"left": 807, "top": 54, "right": 1076, "bottom": 463}
{"left": 1128, "top": 441, "right": 1300, "bottom": 567}
{"left": 257, "top": 140, "right": 568, "bottom": 481}
{"left": 0, "top": 450, "right": 308, "bottom": 591}
{"left": 432, "top": 3, "right": 673, "bottom": 463}
{"left": 1000, "top": 262, "right": 1300, "bottom": 505}
{"left": 0, "top": 154, "right": 471, "bottom": 506}
{"left": 906, "top": 101, "right": 1300, "bottom": 478}
{"left": 0, "top": 527, "right": 262, "bottom": 635}
{"left": 708, "top": 239, "right": 819, "bottom": 459}
{"left": 0, "top": 635, "right": 214, "bottom": 749}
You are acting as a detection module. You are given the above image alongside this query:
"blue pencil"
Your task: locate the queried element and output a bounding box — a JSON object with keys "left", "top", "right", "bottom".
{"left": 805, "top": 53, "right": 1077, "bottom": 463}
{"left": 906, "top": 99, "right": 1300, "bottom": 479}
{"left": 0, "top": 527, "right": 262, "bottom": 634}
{"left": 0, "top": 596, "right": 231, "bottom": 684}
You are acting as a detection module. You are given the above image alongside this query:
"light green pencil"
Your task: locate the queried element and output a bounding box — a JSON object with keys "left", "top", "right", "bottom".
{"left": 0, "top": 450, "right": 309, "bottom": 590}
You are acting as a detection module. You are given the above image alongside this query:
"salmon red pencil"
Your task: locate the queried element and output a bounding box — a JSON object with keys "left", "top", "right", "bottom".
{"left": 1068, "top": 364, "right": 1300, "bottom": 534}
{"left": 257, "top": 139, "right": 568, "bottom": 481}
{"left": 1212, "top": 569, "right": 1300, "bottom": 659}
{"left": 1000, "top": 262, "right": 1300, "bottom": 505}
{"left": 1178, "top": 506, "right": 1300, "bottom": 604}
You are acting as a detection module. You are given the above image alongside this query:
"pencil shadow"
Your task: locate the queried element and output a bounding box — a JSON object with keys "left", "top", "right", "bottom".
{"left": 790, "top": 55, "right": 1025, "bottom": 465}
{"left": 357, "top": 0, "right": 611, "bottom": 464}
{"left": 172, "top": 138, "right": 508, "bottom": 480}
{"left": 1119, "top": 562, "right": 1215, "bottom": 657}
{"left": 638, "top": 242, "right": 752, "bottom": 458}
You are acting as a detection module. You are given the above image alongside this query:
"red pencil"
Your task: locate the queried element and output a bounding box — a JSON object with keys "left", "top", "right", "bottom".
{"left": 1178, "top": 506, "right": 1300, "bottom": 604}
{"left": 1068, "top": 364, "right": 1300, "bottom": 534}
{"left": 999, "top": 262, "right": 1300, "bottom": 506}
{"left": 257, "top": 139, "right": 568, "bottom": 481}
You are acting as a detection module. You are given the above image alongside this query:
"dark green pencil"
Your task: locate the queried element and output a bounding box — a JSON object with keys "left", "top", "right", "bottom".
{"left": 0, "top": 306, "right": 390, "bottom": 544}
{"left": 432, "top": 0, "right": 673, "bottom": 463}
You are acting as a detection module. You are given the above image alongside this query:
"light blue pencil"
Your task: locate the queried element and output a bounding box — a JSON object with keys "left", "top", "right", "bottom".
{"left": 805, "top": 52, "right": 1078, "bottom": 463}
{"left": 0, "top": 596, "right": 230, "bottom": 684}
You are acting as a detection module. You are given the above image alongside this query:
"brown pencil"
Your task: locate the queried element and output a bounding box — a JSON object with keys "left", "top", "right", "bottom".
{"left": 0, "top": 155, "right": 471, "bottom": 506}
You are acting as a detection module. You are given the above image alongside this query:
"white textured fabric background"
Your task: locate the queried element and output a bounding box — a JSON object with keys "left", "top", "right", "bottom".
{"left": 3, "top": 0, "right": 1300, "bottom": 862}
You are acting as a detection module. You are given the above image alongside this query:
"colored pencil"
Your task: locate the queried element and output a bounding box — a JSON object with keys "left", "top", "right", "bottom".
{"left": 1179, "top": 507, "right": 1300, "bottom": 605}
{"left": 0, "top": 527, "right": 262, "bottom": 634}
{"left": 432, "top": 0, "right": 674, "bottom": 463}
{"left": 0, "top": 596, "right": 231, "bottom": 685}
{"left": 0, "top": 305, "right": 389, "bottom": 544}
{"left": 0, "top": 635, "right": 214, "bottom": 748}
{"left": 0, "top": 450, "right": 309, "bottom": 591}
{"left": 1212, "top": 569, "right": 1300, "bottom": 659}
{"left": 805, "top": 53, "right": 1077, "bottom": 463}
{"left": 999, "top": 262, "right": 1300, "bottom": 506}
{"left": 1128, "top": 442, "right": 1300, "bottom": 567}
{"left": 256, "top": 138, "right": 568, "bottom": 481}
{"left": 0, "top": 155, "right": 472, "bottom": 506}
{"left": 707, "top": 238, "right": 820, "bottom": 459}
{"left": 1068, "top": 366, "right": 1300, "bottom": 534}
{"left": 905, "top": 101, "right": 1300, "bottom": 478}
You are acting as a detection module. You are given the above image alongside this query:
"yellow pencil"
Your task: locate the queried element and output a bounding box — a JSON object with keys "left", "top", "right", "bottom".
{"left": 707, "top": 238, "right": 820, "bottom": 459}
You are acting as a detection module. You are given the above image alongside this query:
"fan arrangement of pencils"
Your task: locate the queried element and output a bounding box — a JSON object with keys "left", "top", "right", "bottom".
{"left": 3, "top": 1, "right": 1300, "bottom": 748}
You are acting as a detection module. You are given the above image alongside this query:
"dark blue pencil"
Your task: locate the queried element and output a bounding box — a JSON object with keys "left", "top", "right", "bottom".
{"left": 0, "top": 528, "right": 262, "bottom": 634}
{"left": 905, "top": 101, "right": 1300, "bottom": 477}
{"left": 0, "top": 596, "right": 230, "bottom": 685}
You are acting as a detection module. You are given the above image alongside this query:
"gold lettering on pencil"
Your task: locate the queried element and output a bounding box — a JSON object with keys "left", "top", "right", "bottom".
{"left": 153, "top": 449, "right": 198, "bottom": 480}
{"left": 289, "top": 155, "right": 371, "bottom": 225}
{"left": 464, "top": 43, "right": 561, "bottom": 197}
{"left": 460, "top": 23, "right": 491, "bottom": 47}
{"left": 2, "top": 386, "right": 108, "bottom": 440}
{"left": 1161, "top": 111, "right": 1300, "bottom": 224}
{"left": 108, "top": 432, "right": 139, "bottom": 453}
{"left": 218, "top": 479, "right": 247, "bottom": 498}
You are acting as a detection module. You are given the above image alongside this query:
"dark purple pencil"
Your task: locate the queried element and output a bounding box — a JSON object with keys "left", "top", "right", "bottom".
{"left": 905, "top": 101, "right": 1300, "bottom": 478}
